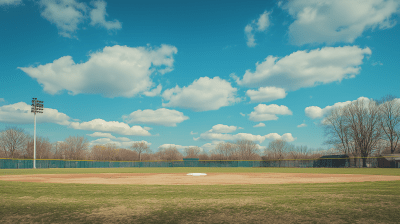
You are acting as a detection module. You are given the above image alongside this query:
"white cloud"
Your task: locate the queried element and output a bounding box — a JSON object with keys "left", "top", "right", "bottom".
{"left": 143, "top": 126, "right": 152, "bottom": 131}
{"left": 235, "top": 46, "right": 372, "bottom": 90}
{"left": 305, "top": 96, "right": 371, "bottom": 119}
{"left": 0, "top": 102, "right": 70, "bottom": 125}
{"left": 245, "top": 11, "right": 271, "bottom": 47}
{"left": 253, "top": 123, "right": 265, "bottom": 127}
{"left": 265, "top": 133, "right": 296, "bottom": 142}
{"left": 0, "top": 98, "right": 4, "bottom": 102}
{"left": 246, "top": 86, "right": 287, "bottom": 102}
{"left": 190, "top": 131, "right": 198, "bottom": 135}
{"left": 39, "top": 0, "right": 121, "bottom": 38}
{"left": 195, "top": 128, "right": 296, "bottom": 143}
{"left": 143, "top": 84, "right": 162, "bottom": 97}
{"left": 239, "top": 112, "right": 245, "bottom": 117}
{"left": 281, "top": 0, "right": 400, "bottom": 45}
{"left": 297, "top": 122, "right": 307, "bottom": 128}
{"left": 257, "top": 11, "right": 271, "bottom": 31}
{"left": 245, "top": 24, "right": 256, "bottom": 47}
{"left": 69, "top": 119, "right": 151, "bottom": 136}
{"left": 89, "top": 0, "right": 121, "bottom": 30}
{"left": 0, "top": 0, "right": 21, "bottom": 5}
{"left": 372, "top": 61, "right": 383, "bottom": 66}
{"left": 162, "top": 76, "right": 241, "bottom": 112}
{"left": 117, "top": 137, "right": 131, "bottom": 142}
{"left": 89, "top": 138, "right": 151, "bottom": 148}
{"left": 209, "top": 124, "right": 237, "bottom": 133}
{"left": 87, "top": 132, "right": 116, "bottom": 139}
{"left": 19, "top": 44, "right": 177, "bottom": 98}
{"left": 123, "top": 108, "right": 189, "bottom": 127}
{"left": 39, "top": 0, "right": 87, "bottom": 38}
{"left": 249, "top": 104, "right": 292, "bottom": 122}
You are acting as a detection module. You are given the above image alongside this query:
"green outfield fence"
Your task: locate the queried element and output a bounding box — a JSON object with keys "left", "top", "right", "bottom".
{"left": 0, "top": 156, "right": 399, "bottom": 169}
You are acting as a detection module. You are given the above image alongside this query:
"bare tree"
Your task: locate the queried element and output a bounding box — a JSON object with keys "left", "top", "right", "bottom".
{"left": 198, "top": 153, "right": 209, "bottom": 160}
{"left": 213, "top": 142, "right": 238, "bottom": 160}
{"left": 58, "top": 135, "right": 89, "bottom": 160}
{"left": 157, "top": 146, "right": 183, "bottom": 161}
{"left": 0, "top": 127, "right": 29, "bottom": 158}
{"left": 235, "top": 139, "right": 260, "bottom": 160}
{"left": 264, "top": 139, "right": 289, "bottom": 165}
{"left": 322, "top": 106, "right": 356, "bottom": 156}
{"left": 89, "top": 144, "right": 119, "bottom": 161}
{"left": 375, "top": 94, "right": 400, "bottom": 154}
{"left": 346, "top": 98, "right": 383, "bottom": 167}
{"left": 115, "top": 148, "right": 138, "bottom": 161}
{"left": 288, "top": 145, "right": 309, "bottom": 160}
{"left": 183, "top": 146, "right": 202, "bottom": 158}
{"left": 131, "top": 141, "right": 151, "bottom": 161}
{"left": 25, "top": 136, "right": 53, "bottom": 159}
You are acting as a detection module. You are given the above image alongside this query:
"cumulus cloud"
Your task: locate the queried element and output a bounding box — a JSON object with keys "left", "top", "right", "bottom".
{"left": 265, "top": 133, "right": 296, "bottom": 142}
{"left": 143, "top": 84, "right": 162, "bottom": 97}
{"left": 190, "top": 131, "right": 198, "bottom": 135}
{"left": 195, "top": 127, "right": 296, "bottom": 143}
{"left": 19, "top": 44, "right": 177, "bottom": 98}
{"left": 253, "top": 123, "right": 265, "bottom": 127}
{"left": 280, "top": 0, "right": 400, "bottom": 45}
{"left": 248, "top": 104, "right": 292, "bottom": 122}
{"left": 122, "top": 108, "right": 189, "bottom": 127}
{"left": 297, "top": 121, "right": 307, "bottom": 128}
{"left": 0, "top": 102, "right": 70, "bottom": 125}
{"left": 200, "top": 141, "right": 224, "bottom": 152}
{"left": 89, "top": 138, "right": 151, "bottom": 148}
{"left": 87, "top": 132, "right": 116, "bottom": 139}
{"left": 245, "top": 11, "right": 271, "bottom": 47}
{"left": 246, "top": 86, "right": 287, "bottom": 102}
{"left": 240, "top": 112, "right": 245, "bottom": 117}
{"left": 69, "top": 119, "right": 151, "bottom": 136}
{"left": 245, "top": 24, "right": 256, "bottom": 47}
{"left": 305, "top": 96, "right": 371, "bottom": 119}
{"left": 39, "top": 0, "right": 121, "bottom": 38}
{"left": 162, "top": 76, "right": 241, "bottom": 112}
{"left": 0, "top": 0, "right": 21, "bottom": 5}
{"left": 39, "top": 0, "right": 88, "bottom": 38}
{"left": 89, "top": 0, "right": 121, "bottom": 30}
{"left": 208, "top": 124, "right": 237, "bottom": 133}
{"left": 235, "top": 46, "right": 372, "bottom": 90}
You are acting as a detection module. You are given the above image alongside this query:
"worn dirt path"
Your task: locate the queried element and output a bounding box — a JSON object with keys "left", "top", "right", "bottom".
{"left": 1, "top": 172, "right": 400, "bottom": 185}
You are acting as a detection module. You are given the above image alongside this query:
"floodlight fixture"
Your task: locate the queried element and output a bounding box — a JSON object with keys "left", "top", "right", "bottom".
{"left": 31, "top": 98, "right": 44, "bottom": 169}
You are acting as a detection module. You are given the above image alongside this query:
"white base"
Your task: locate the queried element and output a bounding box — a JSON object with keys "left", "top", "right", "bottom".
{"left": 187, "top": 173, "right": 207, "bottom": 176}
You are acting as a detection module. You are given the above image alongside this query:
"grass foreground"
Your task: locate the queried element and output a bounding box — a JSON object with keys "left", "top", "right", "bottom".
{"left": 1, "top": 167, "right": 399, "bottom": 223}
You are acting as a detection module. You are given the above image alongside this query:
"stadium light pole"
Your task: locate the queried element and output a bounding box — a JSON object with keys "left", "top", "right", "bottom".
{"left": 31, "top": 98, "right": 43, "bottom": 169}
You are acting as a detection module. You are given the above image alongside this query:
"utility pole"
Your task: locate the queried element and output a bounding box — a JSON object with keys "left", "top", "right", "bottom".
{"left": 31, "top": 98, "right": 43, "bottom": 169}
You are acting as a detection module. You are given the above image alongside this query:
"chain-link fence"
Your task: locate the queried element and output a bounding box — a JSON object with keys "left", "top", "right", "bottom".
{"left": 0, "top": 156, "right": 399, "bottom": 169}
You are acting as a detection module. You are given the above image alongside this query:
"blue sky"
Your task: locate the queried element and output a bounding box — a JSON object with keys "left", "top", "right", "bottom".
{"left": 1, "top": 0, "right": 399, "bottom": 154}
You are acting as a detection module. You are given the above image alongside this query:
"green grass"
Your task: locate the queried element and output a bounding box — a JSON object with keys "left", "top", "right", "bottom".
{"left": 1, "top": 167, "right": 400, "bottom": 176}
{"left": 1, "top": 168, "right": 400, "bottom": 223}
{"left": 1, "top": 180, "right": 399, "bottom": 223}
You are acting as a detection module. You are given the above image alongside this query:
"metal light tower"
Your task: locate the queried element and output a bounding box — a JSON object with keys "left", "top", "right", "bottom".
{"left": 31, "top": 98, "right": 43, "bottom": 169}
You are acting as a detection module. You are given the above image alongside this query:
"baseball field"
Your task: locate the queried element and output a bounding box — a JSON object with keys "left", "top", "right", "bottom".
{"left": 1, "top": 167, "right": 399, "bottom": 223}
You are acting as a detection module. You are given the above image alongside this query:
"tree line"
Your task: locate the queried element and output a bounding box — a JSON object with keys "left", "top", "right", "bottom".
{"left": 0, "top": 127, "right": 328, "bottom": 161}
{"left": 322, "top": 94, "right": 400, "bottom": 167}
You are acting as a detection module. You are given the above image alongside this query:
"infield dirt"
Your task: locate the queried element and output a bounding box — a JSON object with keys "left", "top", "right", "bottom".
{"left": 1, "top": 172, "right": 400, "bottom": 185}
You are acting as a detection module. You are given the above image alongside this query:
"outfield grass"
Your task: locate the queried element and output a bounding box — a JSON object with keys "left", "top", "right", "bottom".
{"left": 1, "top": 168, "right": 400, "bottom": 223}
{"left": 0, "top": 167, "right": 400, "bottom": 176}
